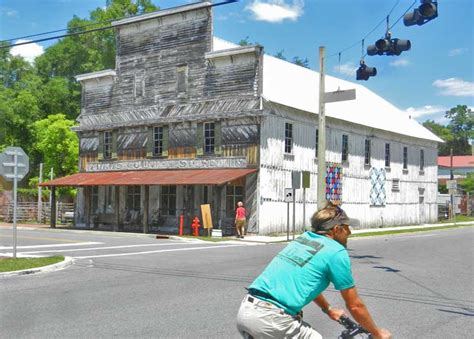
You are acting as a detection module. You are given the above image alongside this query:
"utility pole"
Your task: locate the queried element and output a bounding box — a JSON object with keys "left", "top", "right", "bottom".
{"left": 317, "top": 47, "right": 327, "bottom": 210}
{"left": 450, "top": 148, "right": 454, "bottom": 220}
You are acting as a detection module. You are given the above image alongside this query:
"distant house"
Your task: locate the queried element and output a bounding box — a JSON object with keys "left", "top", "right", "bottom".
{"left": 42, "top": 2, "right": 443, "bottom": 234}
{"left": 438, "top": 155, "right": 474, "bottom": 185}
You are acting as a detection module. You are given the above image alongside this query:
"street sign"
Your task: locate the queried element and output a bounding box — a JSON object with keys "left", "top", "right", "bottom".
{"left": 284, "top": 188, "right": 293, "bottom": 203}
{"left": 302, "top": 171, "right": 310, "bottom": 188}
{"left": 323, "top": 89, "right": 356, "bottom": 104}
{"left": 446, "top": 180, "right": 457, "bottom": 190}
{"left": 0, "top": 146, "right": 29, "bottom": 181}
{"left": 292, "top": 171, "right": 301, "bottom": 189}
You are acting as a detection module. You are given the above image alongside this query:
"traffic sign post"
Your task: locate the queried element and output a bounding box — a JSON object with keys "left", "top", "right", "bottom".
{"left": 0, "top": 147, "right": 29, "bottom": 258}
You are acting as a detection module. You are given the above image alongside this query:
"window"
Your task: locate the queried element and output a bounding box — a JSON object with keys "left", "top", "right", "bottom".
{"left": 341, "top": 134, "right": 349, "bottom": 162}
{"left": 204, "top": 122, "right": 215, "bottom": 155}
{"left": 127, "top": 186, "right": 141, "bottom": 211}
{"left": 153, "top": 126, "right": 164, "bottom": 156}
{"left": 104, "top": 186, "right": 115, "bottom": 213}
{"left": 385, "top": 143, "right": 391, "bottom": 167}
{"left": 315, "top": 128, "right": 319, "bottom": 158}
{"left": 104, "top": 131, "right": 112, "bottom": 159}
{"left": 403, "top": 146, "right": 408, "bottom": 170}
{"left": 226, "top": 184, "right": 244, "bottom": 218}
{"left": 285, "top": 123, "right": 293, "bottom": 154}
{"left": 364, "top": 139, "right": 371, "bottom": 165}
{"left": 419, "top": 149, "right": 424, "bottom": 171}
{"left": 177, "top": 65, "right": 188, "bottom": 93}
{"left": 161, "top": 185, "right": 176, "bottom": 216}
{"left": 91, "top": 186, "right": 99, "bottom": 213}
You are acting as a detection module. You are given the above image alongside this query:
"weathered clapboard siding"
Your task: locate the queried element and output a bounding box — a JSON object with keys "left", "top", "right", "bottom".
{"left": 257, "top": 101, "right": 438, "bottom": 233}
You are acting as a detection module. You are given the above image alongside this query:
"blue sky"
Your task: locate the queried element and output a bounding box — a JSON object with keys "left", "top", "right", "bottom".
{"left": 1, "top": 0, "right": 473, "bottom": 124}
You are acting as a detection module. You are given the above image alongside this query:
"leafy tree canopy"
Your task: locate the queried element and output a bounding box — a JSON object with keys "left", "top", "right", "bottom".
{"left": 423, "top": 105, "right": 473, "bottom": 156}
{"left": 33, "top": 114, "right": 79, "bottom": 178}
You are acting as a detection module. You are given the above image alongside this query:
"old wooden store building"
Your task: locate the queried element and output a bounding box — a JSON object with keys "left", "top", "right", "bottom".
{"left": 44, "top": 2, "right": 443, "bottom": 235}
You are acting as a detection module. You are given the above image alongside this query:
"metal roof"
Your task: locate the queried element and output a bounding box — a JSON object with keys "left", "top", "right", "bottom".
{"left": 40, "top": 169, "right": 257, "bottom": 187}
{"left": 213, "top": 37, "right": 444, "bottom": 143}
{"left": 438, "top": 155, "right": 474, "bottom": 168}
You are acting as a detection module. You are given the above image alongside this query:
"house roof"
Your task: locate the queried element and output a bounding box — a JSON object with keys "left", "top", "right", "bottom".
{"left": 213, "top": 38, "right": 443, "bottom": 144}
{"left": 438, "top": 155, "right": 474, "bottom": 168}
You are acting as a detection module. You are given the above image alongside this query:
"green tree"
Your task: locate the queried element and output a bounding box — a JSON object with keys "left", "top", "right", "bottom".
{"left": 445, "top": 105, "right": 473, "bottom": 155}
{"left": 292, "top": 56, "right": 309, "bottom": 68}
{"left": 423, "top": 105, "right": 474, "bottom": 156}
{"left": 33, "top": 114, "right": 79, "bottom": 178}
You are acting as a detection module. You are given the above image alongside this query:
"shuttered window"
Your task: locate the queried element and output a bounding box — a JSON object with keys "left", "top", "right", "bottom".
{"left": 104, "top": 131, "right": 112, "bottom": 159}
{"left": 364, "top": 139, "right": 371, "bottom": 165}
{"left": 385, "top": 143, "right": 391, "bottom": 168}
{"left": 315, "top": 128, "right": 319, "bottom": 158}
{"left": 285, "top": 123, "right": 293, "bottom": 154}
{"left": 419, "top": 149, "right": 424, "bottom": 171}
{"left": 204, "top": 122, "right": 215, "bottom": 155}
{"left": 342, "top": 134, "right": 349, "bottom": 162}
{"left": 403, "top": 146, "right": 408, "bottom": 170}
{"left": 153, "top": 126, "right": 164, "bottom": 156}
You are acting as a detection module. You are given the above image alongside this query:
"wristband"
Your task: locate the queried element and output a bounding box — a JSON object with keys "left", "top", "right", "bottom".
{"left": 322, "top": 306, "right": 332, "bottom": 314}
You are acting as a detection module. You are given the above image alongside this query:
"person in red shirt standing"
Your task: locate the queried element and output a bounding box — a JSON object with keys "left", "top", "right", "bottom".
{"left": 235, "top": 201, "right": 246, "bottom": 239}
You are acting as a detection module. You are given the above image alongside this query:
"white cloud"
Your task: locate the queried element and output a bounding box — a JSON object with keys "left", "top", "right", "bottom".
{"left": 246, "top": 0, "right": 304, "bottom": 23}
{"left": 448, "top": 48, "right": 468, "bottom": 57}
{"left": 333, "top": 62, "right": 357, "bottom": 76}
{"left": 10, "top": 39, "right": 44, "bottom": 64}
{"left": 389, "top": 58, "right": 410, "bottom": 67}
{"left": 432, "top": 78, "right": 474, "bottom": 97}
{"left": 405, "top": 105, "right": 447, "bottom": 119}
{"left": 0, "top": 7, "right": 18, "bottom": 17}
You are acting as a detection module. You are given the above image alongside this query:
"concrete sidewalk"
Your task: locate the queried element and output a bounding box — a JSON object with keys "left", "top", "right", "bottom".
{"left": 1, "top": 221, "right": 472, "bottom": 244}
{"left": 235, "top": 221, "right": 474, "bottom": 244}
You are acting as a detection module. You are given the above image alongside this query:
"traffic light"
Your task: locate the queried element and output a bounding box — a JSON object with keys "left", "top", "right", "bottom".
{"left": 356, "top": 61, "right": 377, "bottom": 81}
{"left": 367, "top": 33, "right": 411, "bottom": 56}
{"left": 404, "top": 0, "right": 438, "bottom": 26}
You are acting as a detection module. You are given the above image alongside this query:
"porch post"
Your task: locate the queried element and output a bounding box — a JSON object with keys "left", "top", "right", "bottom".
{"left": 143, "top": 185, "right": 149, "bottom": 233}
{"left": 114, "top": 186, "right": 119, "bottom": 232}
{"left": 50, "top": 186, "right": 56, "bottom": 228}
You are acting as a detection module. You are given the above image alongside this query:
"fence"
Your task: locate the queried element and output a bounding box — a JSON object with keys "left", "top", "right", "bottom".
{"left": 3, "top": 202, "right": 75, "bottom": 224}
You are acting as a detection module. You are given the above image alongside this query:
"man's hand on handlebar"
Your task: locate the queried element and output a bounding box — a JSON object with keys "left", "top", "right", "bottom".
{"left": 326, "top": 307, "right": 345, "bottom": 321}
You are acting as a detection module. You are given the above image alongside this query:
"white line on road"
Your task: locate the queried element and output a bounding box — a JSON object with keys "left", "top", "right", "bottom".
{"left": 20, "top": 242, "right": 192, "bottom": 254}
{"left": 0, "top": 242, "right": 103, "bottom": 250}
{"left": 73, "top": 244, "right": 258, "bottom": 259}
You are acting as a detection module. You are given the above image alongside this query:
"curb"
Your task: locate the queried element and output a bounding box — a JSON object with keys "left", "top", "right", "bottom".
{"left": 0, "top": 256, "right": 73, "bottom": 278}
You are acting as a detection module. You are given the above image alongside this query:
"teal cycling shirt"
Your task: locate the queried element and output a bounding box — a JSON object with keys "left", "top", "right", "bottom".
{"left": 248, "top": 231, "right": 354, "bottom": 316}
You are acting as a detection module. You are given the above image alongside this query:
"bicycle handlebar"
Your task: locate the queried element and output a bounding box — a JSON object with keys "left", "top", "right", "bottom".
{"left": 338, "top": 315, "right": 372, "bottom": 339}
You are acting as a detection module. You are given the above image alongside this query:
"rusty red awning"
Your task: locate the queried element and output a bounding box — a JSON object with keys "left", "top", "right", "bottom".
{"left": 40, "top": 169, "right": 257, "bottom": 187}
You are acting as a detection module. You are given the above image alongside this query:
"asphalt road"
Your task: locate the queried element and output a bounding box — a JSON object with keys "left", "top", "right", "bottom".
{"left": 1, "top": 226, "right": 473, "bottom": 338}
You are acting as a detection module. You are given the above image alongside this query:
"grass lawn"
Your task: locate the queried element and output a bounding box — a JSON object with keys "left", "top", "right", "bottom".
{"left": 438, "top": 215, "right": 474, "bottom": 223}
{"left": 0, "top": 256, "right": 64, "bottom": 273}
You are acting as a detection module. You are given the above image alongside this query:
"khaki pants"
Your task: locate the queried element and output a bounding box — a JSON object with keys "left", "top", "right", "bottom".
{"left": 236, "top": 218, "right": 246, "bottom": 235}
{"left": 236, "top": 295, "right": 322, "bottom": 339}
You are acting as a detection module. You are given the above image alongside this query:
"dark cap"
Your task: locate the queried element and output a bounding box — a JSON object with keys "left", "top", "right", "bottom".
{"left": 313, "top": 206, "right": 360, "bottom": 232}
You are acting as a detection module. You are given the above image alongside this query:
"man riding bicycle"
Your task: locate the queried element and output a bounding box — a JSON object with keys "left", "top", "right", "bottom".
{"left": 236, "top": 202, "right": 391, "bottom": 338}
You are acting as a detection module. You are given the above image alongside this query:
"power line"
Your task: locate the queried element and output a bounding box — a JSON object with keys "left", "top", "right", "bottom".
{"left": 1, "top": 0, "right": 239, "bottom": 49}
{"left": 328, "top": 0, "right": 417, "bottom": 58}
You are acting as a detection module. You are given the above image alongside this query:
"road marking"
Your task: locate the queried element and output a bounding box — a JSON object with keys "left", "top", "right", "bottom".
{"left": 0, "top": 242, "right": 103, "bottom": 250}
{"left": 20, "top": 242, "right": 190, "bottom": 254}
{"left": 73, "top": 244, "right": 256, "bottom": 259}
{"left": 0, "top": 235, "right": 85, "bottom": 243}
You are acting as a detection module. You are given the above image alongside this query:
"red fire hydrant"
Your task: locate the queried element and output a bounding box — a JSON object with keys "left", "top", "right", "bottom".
{"left": 191, "top": 216, "right": 201, "bottom": 236}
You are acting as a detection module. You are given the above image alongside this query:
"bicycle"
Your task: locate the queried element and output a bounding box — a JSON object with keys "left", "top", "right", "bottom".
{"left": 338, "top": 315, "right": 372, "bottom": 338}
